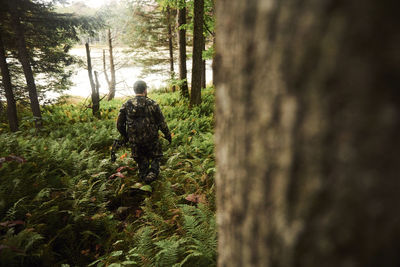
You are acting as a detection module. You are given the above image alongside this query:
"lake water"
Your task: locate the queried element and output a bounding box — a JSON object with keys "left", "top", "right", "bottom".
{"left": 61, "top": 47, "right": 212, "bottom": 98}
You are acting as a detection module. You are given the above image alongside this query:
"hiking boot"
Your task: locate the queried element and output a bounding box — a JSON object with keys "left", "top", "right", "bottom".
{"left": 144, "top": 172, "right": 157, "bottom": 184}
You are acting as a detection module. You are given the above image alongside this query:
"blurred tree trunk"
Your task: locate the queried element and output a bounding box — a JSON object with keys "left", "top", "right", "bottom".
{"left": 190, "top": 0, "right": 204, "bottom": 106}
{"left": 0, "top": 31, "right": 18, "bottom": 132}
{"left": 177, "top": 0, "right": 189, "bottom": 98}
{"left": 167, "top": 7, "right": 176, "bottom": 92}
{"left": 7, "top": 0, "right": 41, "bottom": 128}
{"left": 215, "top": 0, "right": 400, "bottom": 267}
{"left": 107, "top": 29, "right": 116, "bottom": 100}
{"left": 85, "top": 42, "right": 99, "bottom": 118}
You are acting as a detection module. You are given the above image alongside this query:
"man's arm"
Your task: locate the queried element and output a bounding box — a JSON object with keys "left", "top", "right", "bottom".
{"left": 154, "top": 104, "right": 171, "bottom": 143}
{"left": 116, "top": 105, "right": 128, "bottom": 141}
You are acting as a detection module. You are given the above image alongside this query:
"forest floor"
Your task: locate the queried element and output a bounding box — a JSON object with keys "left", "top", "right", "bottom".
{"left": 0, "top": 88, "right": 216, "bottom": 267}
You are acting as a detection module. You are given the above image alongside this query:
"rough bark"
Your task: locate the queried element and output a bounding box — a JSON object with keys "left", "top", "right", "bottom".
{"left": 190, "top": 0, "right": 204, "bottom": 106}
{"left": 215, "top": 0, "right": 400, "bottom": 267}
{"left": 177, "top": 0, "right": 189, "bottom": 98}
{"left": 107, "top": 29, "right": 116, "bottom": 100}
{"left": 167, "top": 7, "right": 176, "bottom": 92}
{"left": 85, "top": 43, "right": 99, "bottom": 117}
{"left": 7, "top": 0, "right": 41, "bottom": 128}
{"left": 0, "top": 31, "right": 18, "bottom": 132}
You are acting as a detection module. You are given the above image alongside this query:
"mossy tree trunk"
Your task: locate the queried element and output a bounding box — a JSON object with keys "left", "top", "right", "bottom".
{"left": 215, "top": 0, "right": 400, "bottom": 266}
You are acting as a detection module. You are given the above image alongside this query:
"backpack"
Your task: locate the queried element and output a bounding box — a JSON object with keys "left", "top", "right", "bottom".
{"left": 125, "top": 97, "right": 158, "bottom": 144}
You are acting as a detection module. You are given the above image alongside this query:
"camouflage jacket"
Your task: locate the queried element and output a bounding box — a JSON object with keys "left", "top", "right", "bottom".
{"left": 117, "top": 96, "right": 170, "bottom": 144}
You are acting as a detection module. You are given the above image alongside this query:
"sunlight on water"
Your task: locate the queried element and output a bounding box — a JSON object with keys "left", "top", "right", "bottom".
{"left": 59, "top": 47, "right": 212, "bottom": 98}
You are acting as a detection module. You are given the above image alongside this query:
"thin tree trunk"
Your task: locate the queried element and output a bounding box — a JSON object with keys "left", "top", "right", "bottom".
{"left": 167, "top": 7, "right": 176, "bottom": 92}
{"left": 107, "top": 29, "right": 116, "bottom": 100}
{"left": 85, "top": 42, "right": 99, "bottom": 117}
{"left": 201, "top": 40, "right": 206, "bottom": 89}
{"left": 0, "top": 31, "right": 18, "bottom": 132}
{"left": 103, "top": 49, "right": 110, "bottom": 86}
{"left": 7, "top": 0, "right": 41, "bottom": 128}
{"left": 190, "top": 0, "right": 204, "bottom": 106}
{"left": 216, "top": 0, "right": 400, "bottom": 267}
{"left": 177, "top": 0, "right": 189, "bottom": 98}
{"left": 211, "top": 0, "right": 216, "bottom": 87}
{"left": 94, "top": 70, "right": 100, "bottom": 117}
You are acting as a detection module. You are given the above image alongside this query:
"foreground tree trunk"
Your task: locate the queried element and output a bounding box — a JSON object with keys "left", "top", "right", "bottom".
{"left": 7, "top": 0, "right": 41, "bottom": 128}
{"left": 85, "top": 43, "right": 99, "bottom": 118}
{"left": 107, "top": 29, "right": 116, "bottom": 101}
{"left": 215, "top": 0, "right": 400, "bottom": 267}
{"left": 190, "top": 0, "right": 204, "bottom": 106}
{"left": 0, "top": 32, "right": 18, "bottom": 132}
{"left": 177, "top": 0, "right": 189, "bottom": 98}
{"left": 167, "top": 7, "right": 176, "bottom": 92}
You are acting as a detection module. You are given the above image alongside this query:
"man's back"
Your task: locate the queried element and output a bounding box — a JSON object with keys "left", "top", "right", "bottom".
{"left": 117, "top": 96, "right": 170, "bottom": 145}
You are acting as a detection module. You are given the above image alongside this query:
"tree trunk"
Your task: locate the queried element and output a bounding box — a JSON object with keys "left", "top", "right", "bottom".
{"left": 167, "top": 7, "right": 176, "bottom": 92}
{"left": 7, "top": 0, "right": 41, "bottom": 128}
{"left": 0, "top": 31, "right": 18, "bottom": 132}
{"left": 94, "top": 70, "right": 100, "bottom": 117}
{"left": 215, "top": 0, "right": 400, "bottom": 267}
{"left": 107, "top": 29, "right": 116, "bottom": 100}
{"left": 85, "top": 42, "right": 99, "bottom": 117}
{"left": 177, "top": 0, "right": 189, "bottom": 98}
{"left": 190, "top": 0, "right": 204, "bottom": 106}
{"left": 103, "top": 49, "right": 110, "bottom": 86}
{"left": 201, "top": 40, "right": 206, "bottom": 89}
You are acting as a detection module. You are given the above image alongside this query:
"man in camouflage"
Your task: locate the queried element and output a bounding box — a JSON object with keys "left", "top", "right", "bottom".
{"left": 117, "top": 80, "right": 171, "bottom": 183}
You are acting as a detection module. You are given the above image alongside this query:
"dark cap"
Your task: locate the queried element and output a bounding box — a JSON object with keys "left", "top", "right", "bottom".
{"left": 133, "top": 80, "right": 147, "bottom": 94}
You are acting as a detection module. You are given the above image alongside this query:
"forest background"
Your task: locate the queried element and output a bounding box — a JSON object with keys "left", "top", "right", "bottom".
{"left": 1, "top": 0, "right": 216, "bottom": 266}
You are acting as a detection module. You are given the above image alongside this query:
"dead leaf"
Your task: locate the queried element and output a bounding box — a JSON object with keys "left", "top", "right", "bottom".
{"left": 108, "top": 172, "right": 125, "bottom": 179}
{"left": 185, "top": 193, "right": 206, "bottom": 204}
{"left": 116, "top": 166, "right": 135, "bottom": 173}
{"left": 0, "top": 220, "right": 25, "bottom": 228}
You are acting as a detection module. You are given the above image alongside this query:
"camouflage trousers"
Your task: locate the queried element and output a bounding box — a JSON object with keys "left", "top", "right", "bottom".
{"left": 131, "top": 140, "right": 163, "bottom": 181}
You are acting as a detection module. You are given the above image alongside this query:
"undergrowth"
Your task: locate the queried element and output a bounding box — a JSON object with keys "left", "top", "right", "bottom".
{"left": 0, "top": 87, "right": 216, "bottom": 266}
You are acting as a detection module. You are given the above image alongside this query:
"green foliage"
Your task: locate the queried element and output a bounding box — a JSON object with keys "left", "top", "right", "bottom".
{"left": 0, "top": 0, "right": 102, "bottom": 102}
{"left": 0, "top": 87, "right": 216, "bottom": 266}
